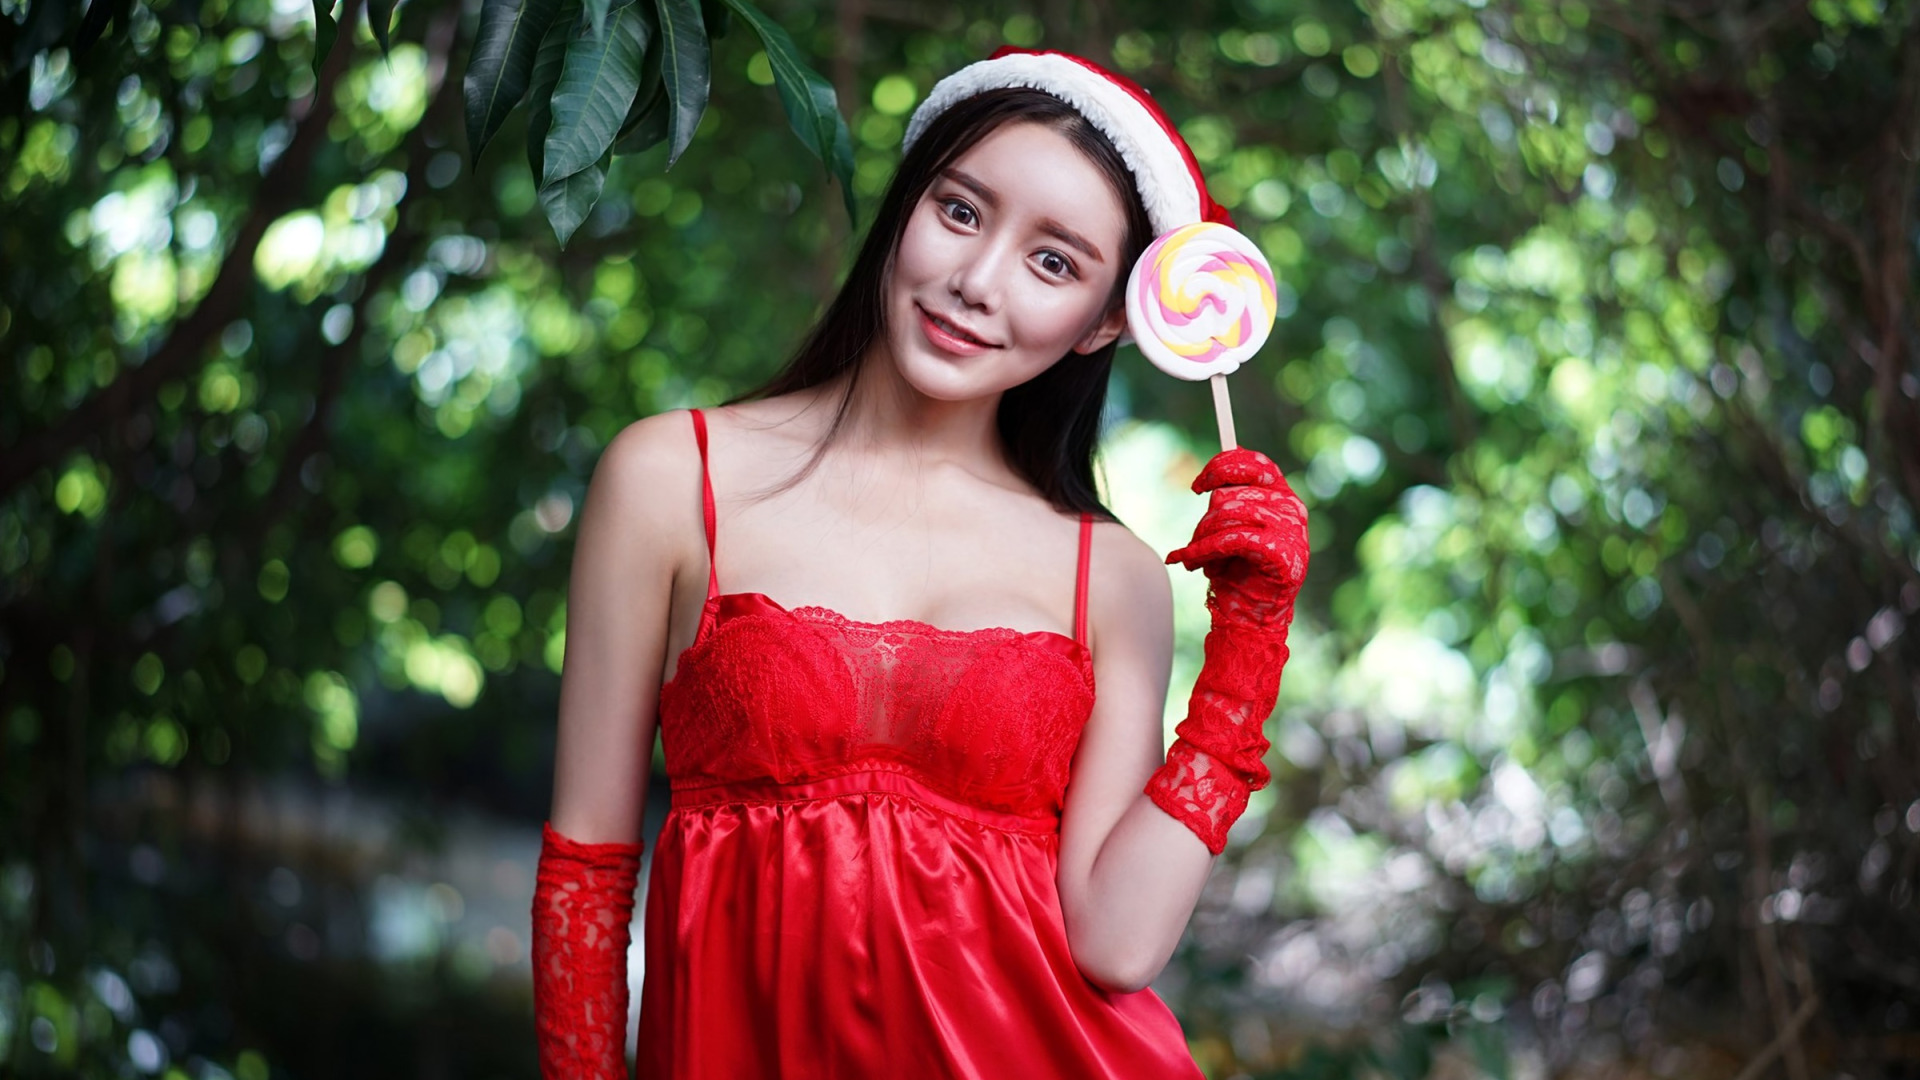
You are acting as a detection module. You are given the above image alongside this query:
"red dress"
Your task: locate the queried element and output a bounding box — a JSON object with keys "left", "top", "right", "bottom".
{"left": 635, "top": 409, "right": 1204, "bottom": 1078}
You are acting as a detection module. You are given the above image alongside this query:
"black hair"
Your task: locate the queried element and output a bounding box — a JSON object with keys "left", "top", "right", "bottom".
{"left": 724, "top": 87, "right": 1156, "bottom": 520}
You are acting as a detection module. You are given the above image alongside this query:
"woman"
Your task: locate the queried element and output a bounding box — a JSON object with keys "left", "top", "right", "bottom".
{"left": 530, "top": 48, "right": 1309, "bottom": 1078}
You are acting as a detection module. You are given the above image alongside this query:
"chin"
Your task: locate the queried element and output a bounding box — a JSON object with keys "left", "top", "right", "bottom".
{"left": 891, "top": 348, "right": 990, "bottom": 402}
{"left": 878, "top": 323, "right": 993, "bottom": 402}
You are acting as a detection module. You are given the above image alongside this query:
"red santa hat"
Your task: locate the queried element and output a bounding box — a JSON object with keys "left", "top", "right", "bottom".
{"left": 902, "top": 46, "right": 1237, "bottom": 239}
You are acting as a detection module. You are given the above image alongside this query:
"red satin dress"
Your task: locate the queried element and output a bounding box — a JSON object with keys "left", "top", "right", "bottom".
{"left": 635, "top": 409, "right": 1204, "bottom": 1078}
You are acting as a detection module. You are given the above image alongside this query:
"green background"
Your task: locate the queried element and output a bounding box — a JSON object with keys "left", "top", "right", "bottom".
{"left": 4, "top": 0, "right": 1918, "bottom": 1076}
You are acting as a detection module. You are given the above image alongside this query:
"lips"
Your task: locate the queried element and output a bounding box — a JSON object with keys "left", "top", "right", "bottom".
{"left": 916, "top": 304, "right": 999, "bottom": 350}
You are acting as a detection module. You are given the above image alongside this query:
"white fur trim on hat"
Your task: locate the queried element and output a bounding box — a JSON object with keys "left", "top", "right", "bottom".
{"left": 902, "top": 52, "right": 1204, "bottom": 236}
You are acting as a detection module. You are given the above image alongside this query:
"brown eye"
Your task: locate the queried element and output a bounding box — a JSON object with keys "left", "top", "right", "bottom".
{"left": 940, "top": 198, "right": 977, "bottom": 227}
{"left": 1038, "top": 251, "right": 1074, "bottom": 278}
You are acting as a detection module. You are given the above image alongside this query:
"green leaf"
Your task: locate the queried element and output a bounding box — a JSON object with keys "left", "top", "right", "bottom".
{"left": 463, "top": 0, "right": 563, "bottom": 161}
{"left": 652, "top": 0, "right": 709, "bottom": 169}
{"left": 539, "top": 147, "right": 613, "bottom": 246}
{"left": 612, "top": 93, "right": 670, "bottom": 154}
{"left": 311, "top": 0, "right": 339, "bottom": 79}
{"left": 367, "top": 0, "right": 397, "bottom": 57}
{"left": 542, "top": 0, "right": 651, "bottom": 185}
{"left": 718, "top": 0, "right": 856, "bottom": 220}
{"left": 611, "top": 13, "right": 666, "bottom": 152}
{"left": 584, "top": 0, "right": 611, "bottom": 39}
{"left": 524, "top": 1, "right": 581, "bottom": 183}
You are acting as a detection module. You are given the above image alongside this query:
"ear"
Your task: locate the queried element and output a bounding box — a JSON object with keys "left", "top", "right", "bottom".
{"left": 1071, "top": 302, "right": 1129, "bottom": 356}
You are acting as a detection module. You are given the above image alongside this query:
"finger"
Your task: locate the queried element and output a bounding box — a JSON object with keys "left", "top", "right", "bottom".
{"left": 1202, "top": 484, "right": 1306, "bottom": 523}
{"left": 1190, "top": 448, "right": 1284, "bottom": 494}
{"left": 1166, "top": 539, "right": 1262, "bottom": 570}
{"left": 1189, "top": 500, "right": 1310, "bottom": 550}
{"left": 1202, "top": 472, "right": 1305, "bottom": 516}
{"left": 1168, "top": 534, "right": 1249, "bottom": 571}
{"left": 1188, "top": 513, "right": 1298, "bottom": 555}
{"left": 1196, "top": 526, "right": 1309, "bottom": 577}
{"left": 1191, "top": 450, "right": 1279, "bottom": 494}
{"left": 1177, "top": 530, "right": 1282, "bottom": 574}
{"left": 1172, "top": 529, "right": 1306, "bottom": 582}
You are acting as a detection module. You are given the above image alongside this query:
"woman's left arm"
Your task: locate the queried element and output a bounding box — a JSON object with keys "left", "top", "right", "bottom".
{"left": 1055, "top": 525, "right": 1217, "bottom": 995}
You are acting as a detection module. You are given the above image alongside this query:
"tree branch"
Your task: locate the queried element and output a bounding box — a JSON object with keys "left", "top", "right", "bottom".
{"left": 1731, "top": 987, "right": 1819, "bottom": 1080}
{"left": 1865, "top": 31, "right": 1920, "bottom": 516}
{"left": 0, "top": 0, "right": 369, "bottom": 500}
{"left": 253, "top": 4, "right": 462, "bottom": 539}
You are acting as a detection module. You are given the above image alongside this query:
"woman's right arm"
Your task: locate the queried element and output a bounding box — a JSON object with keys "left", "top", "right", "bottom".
{"left": 550, "top": 409, "right": 700, "bottom": 844}
{"left": 533, "top": 409, "right": 701, "bottom": 1078}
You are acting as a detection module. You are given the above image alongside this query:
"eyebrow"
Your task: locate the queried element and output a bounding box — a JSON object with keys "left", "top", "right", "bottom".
{"left": 940, "top": 167, "right": 1107, "bottom": 264}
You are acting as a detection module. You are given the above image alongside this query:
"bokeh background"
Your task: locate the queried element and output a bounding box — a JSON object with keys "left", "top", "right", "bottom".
{"left": 5, "top": 0, "right": 1920, "bottom": 1077}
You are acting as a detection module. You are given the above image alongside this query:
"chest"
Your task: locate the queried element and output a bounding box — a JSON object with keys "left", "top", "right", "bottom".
{"left": 722, "top": 504, "right": 1077, "bottom": 627}
{"left": 657, "top": 592, "right": 1096, "bottom": 818}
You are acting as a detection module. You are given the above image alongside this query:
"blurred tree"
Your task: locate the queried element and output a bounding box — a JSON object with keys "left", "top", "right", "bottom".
{"left": 1, "top": 0, "right": 856, "bottom": 1074}
{"left": 2, "top": 0, "right": 1917, "bottom": 1077}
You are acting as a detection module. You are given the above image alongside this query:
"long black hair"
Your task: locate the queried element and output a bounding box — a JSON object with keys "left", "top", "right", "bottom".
{"left": 724, "top": 87, "right": 1155, "bottom": 520}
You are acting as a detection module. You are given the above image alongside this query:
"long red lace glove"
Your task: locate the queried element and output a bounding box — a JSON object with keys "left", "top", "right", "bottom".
{"left": 1144, "top": 447, "right": 1309, "bottom": 855}
{"left": 531, "top": 822, "right": 642, "bottom": 1079}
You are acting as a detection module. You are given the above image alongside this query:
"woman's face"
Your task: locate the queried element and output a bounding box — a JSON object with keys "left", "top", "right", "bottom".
{"left": 881, "top": 120, "right": 1132, "bottom": 402}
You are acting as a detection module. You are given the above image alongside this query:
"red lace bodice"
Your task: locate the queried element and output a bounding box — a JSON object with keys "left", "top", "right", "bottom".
{"left": 656, "top": 409, "right": 1097, "bottom": 822}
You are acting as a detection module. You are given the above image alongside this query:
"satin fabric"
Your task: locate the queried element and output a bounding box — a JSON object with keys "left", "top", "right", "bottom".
{"left": 639, "top": 586, "right": 1205, "bottom": 1078}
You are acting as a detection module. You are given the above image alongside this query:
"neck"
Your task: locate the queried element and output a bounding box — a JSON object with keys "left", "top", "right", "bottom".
{"left": 834, "top": 341, "right": 1007, "bottom": 470}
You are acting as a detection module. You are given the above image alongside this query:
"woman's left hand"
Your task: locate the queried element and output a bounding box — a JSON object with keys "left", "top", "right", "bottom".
{"left": 1163, "top": 447, "right": 1310, "bottom": 634}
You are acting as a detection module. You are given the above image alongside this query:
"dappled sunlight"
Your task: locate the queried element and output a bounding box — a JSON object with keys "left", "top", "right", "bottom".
{"left": 6, "top": 0, "right": 1919, "bottom": 1076}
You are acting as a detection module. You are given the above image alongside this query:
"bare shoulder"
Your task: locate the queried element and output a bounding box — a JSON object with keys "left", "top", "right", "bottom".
{"left": 1085, "top": 516, "right": 1174, "bottom": 654}
{"left": 599, "top": 409, "right": 701, "bottom": 495}
{"left": 1088, "top": 517, "right": 1171, "bottom": 604}
{"left": 604, "top": 407, "right": 700, "bottom": 469}
{"left": 584, "top": 409, "right": 705, "bottom": 562}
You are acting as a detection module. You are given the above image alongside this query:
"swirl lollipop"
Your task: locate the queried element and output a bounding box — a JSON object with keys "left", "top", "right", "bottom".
{"left": 1125, "top": 221, "right": 1278, "bottom": 450}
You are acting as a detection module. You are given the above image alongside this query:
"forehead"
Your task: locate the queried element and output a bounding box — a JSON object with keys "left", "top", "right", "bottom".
{"left": 942, "top": 121, "right": 1129, "bottom": 239}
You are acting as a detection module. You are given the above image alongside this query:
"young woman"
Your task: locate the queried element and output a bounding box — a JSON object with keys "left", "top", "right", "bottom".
{"left": 530, "top": 48, "right": 1309, "bottom": 1078}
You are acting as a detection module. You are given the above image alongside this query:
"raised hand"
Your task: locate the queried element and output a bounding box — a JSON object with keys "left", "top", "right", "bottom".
{"left": 1164, "top": 447, "right": 1309, "bottom": 633}
{"left": 1146, "top": 447, "right": 1310, "bottom": 855}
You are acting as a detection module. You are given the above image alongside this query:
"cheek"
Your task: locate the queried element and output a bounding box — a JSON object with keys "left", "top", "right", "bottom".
{"left": 1013, "top": 289, "right": 1107, "bottom": 350}
{"left": 893, "top": 206, "right": 954, "bottom": 284}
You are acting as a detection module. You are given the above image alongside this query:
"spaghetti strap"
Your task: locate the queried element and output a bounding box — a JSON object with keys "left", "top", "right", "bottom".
{"left": 1073, "top": 512, "right": 1092, "bottom": 647}
{"left": 689, "top": 409, "right": 719, "bottom": 605}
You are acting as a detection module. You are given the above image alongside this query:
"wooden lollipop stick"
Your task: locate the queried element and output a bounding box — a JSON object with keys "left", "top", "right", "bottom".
{"left": 1210, "top": 373, "right": 1237, "bottom": 452}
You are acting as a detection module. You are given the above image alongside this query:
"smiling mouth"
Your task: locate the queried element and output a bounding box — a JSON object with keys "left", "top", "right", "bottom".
{"left": 919, "top": 306, "right": 998, "bottom": 348}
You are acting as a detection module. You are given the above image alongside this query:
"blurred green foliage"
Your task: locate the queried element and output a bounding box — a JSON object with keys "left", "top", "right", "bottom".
{"left": 3, "top": 0, "right": 1919, "bottom": 1077}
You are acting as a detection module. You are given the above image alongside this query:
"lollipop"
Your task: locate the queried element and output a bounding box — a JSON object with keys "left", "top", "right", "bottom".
{"left": 1125, "top": 221, "right": 1279, "bottom": 450}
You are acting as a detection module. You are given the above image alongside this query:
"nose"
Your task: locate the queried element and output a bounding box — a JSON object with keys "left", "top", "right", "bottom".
{"left": 949, "top": 235, "right": 1012, "bottom": 314}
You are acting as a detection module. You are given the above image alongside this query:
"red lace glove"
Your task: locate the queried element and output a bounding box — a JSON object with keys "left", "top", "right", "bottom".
{"left": 1144, "top": 447, "right": 1309, "bottom": 855}
{"left": 531, "top": 822, "right": 642, "bottom": 1079}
